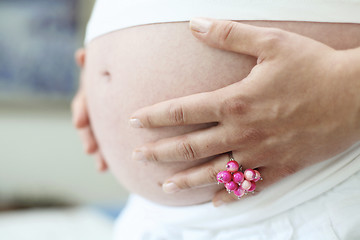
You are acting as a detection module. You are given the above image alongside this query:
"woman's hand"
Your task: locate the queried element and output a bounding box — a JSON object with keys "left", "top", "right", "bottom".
{"left": 72, "top": 48, "right": 108, "bottom": 172}
{"left": 129, "top": 19, "right": 360, "bottom": 205}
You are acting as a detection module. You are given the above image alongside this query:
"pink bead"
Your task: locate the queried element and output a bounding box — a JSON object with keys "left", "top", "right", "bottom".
{"left": 247, "top": 181, "right": 256, "bottom": 192}
{"left": 241, "top": 180, "right": 252, "bottom": 191}
{"left": 216, "top": 171, "right": 232, "bottom": 183}
{"left": 225, "top": 181, "right": 238, "bottom": 192}
{"left": 234, "top": 187, "right": 245, "bottom": 198}
{"left": 254, "top": 170, "right": 261, "bottom": 182}
{"left": 232, "top": 171, "right": 244, "bottom": 183}
{"left": 226, "top": 160, "right": 239, "bottom": 172}
{"left": 244, "top": 169, "right": 256, "bottom": 181}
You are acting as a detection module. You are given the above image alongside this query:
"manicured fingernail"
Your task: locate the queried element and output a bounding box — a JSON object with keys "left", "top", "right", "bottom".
{"left": 162, "top": 181, "right": 180, "bottom": 193}
{"left": 129, "top": 118, "right": 143, "bottom": 128}
{"left": 213, "top": 199, "right": 224, "bottom": 207}
{"left": 190, "top": 18, "right": 212, "bottom": 33}
{"left": 132, "top": 150, "right": 147, "bottom": 161}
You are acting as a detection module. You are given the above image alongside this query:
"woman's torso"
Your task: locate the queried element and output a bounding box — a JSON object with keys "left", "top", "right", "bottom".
{"left": 84, "top": 20, "right": 360, "bottom": 206}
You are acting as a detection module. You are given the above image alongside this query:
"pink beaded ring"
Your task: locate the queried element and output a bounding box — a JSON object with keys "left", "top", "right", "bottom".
{"left": 216, "top": 152, "right": 263, "bottom": 199}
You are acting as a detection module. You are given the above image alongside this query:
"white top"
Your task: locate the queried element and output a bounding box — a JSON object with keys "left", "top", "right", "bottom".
{"left": 85, "top": 0, "right": 360, "bottom": 43}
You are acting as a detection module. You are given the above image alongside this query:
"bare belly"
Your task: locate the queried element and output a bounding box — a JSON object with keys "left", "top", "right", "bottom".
{"left": 84, "top": 21, "right": 360, "bottom": 206}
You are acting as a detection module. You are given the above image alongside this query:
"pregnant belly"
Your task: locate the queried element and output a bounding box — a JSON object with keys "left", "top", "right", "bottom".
{"left": 84, "top": 21, "right": 360, "bottom": 206}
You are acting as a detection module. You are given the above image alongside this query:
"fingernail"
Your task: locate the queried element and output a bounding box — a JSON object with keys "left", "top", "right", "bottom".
{"left": 190, "top": 18, "right": 212, "bottom": 33}
{"left": 213, "top": 199, "right": 223, "bottom": 207}
{"left": 132, "top": 150, "right": 147, "bottom": 161}
{"left": 129, "top": 118, "right": 143, "bottom": 128}
{"left": 162, "top": 181, "right": 180, "bottom": 193}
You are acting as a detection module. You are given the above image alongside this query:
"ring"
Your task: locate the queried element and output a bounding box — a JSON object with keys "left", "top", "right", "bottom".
{"left": 216, "top": 152, "right": 262, "bottom": 199}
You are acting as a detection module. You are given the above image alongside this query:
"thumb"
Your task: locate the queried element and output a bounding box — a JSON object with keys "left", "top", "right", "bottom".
{"left": 190, "top": 18, "right": 285, "bottom": 58}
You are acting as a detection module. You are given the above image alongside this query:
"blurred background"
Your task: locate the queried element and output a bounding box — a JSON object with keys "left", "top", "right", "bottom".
{"left": 0, "top": 0, "right": 129, "bottom": 238}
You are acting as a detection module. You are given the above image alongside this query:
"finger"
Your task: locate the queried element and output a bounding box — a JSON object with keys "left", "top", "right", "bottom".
{"left": 95, "top": 151, "right": 108, "bottom": 172}
{"left": 212, "top": 164, "right": 269, "bottom": 207}
{"left": 162, "top": 154, "right": 229, "bottom": 193}
{"left": 212, "top": 187, "right": 261, "bottom": 207}
{"left": 212, "top": 170, "right": 266, "bottom": 207}
{"left": 212, "top": 164, "right": 286, "bottom": 207}
{"left": 253, "top": 165, "right": 297, "bottom": 192}
{"left": 133, "top": 121, "right": 268, "bottom": 163}
{"left": 79, "top": 126, "right": 98, "bottom": 154}
{"left": 132, "top": 126, "right": 234, "bottom": 162}
{"left": 212, "top": 189, "right": 239, "bottom": 207}
{"left": 129, "top": 91, "right": 221, "bottom": 128}
{"left": 190, "top": 18, "right": 287, "bottom": 58}
{"left": 75, "top": 48, "right": 86, "bottom": 68}
{"left": 71, "top": 90, "right": 90, "bottom": 128}
{"left": 230, "top": 148, "right": 270, "bottom": 173}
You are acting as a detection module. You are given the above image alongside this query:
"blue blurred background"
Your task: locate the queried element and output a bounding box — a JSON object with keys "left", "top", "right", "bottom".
{"left": 0, "top": 1, "right": 128, "bottom": 239}
{"left": 0, "top": 0, "right": 78, "bottom": 99}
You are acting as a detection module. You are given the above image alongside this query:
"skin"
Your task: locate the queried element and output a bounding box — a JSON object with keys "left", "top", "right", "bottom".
{"left": 73, "top": 19, "right": 360, "bottom": 206}
{"left": 130, "top": 19, "right": 360, "bottom": 206}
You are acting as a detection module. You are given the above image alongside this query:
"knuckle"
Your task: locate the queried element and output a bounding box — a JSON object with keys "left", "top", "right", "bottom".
{"left": 143, "top": 146, "right": 159, "bottom": 163}
{"left": 238, "top": 128, "right": 264, "bottom": 144}
{"left": 220, "top": 97, "right": 248, "bottom": 116}
{"left": 180, "top": 177, "right": 193, "bottom": 189}
{"left": 145, "top": 114, "right": 154, "bottom": 127}
{"left": 168, "top": 103, "right": 185, "bottom": 125}
{"left": 261, "top": 28, "right": 286, "bottom": 50}
{"left": 139, "top": 106, "right": 158, "bottom": 127}
{"left": 148, "top": 151, "right": 159, "bottom": 163}
{"left": 176, "top": 138, "right": 197, "bottom": 161}
{"left": 217, "top": 21, "right": 237, "bottom": 48}
{"left": 226, "top": 128, "right": 264, "bottom": 147}
{"left": 206, "top": 166, "right": 219, "bottom": 183}
{"left": 223, "top": 134, "right": 236, "bottom": 149}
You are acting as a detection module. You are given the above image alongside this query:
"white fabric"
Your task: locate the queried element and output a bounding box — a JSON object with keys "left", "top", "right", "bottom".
{"left": 114, "top": 143, "right": 360, "bottom": 240}
{"left": 0, "top": 207, "right": 113, "bottom": 240}
{"left": 85, "top": 0, "right": 360, "bottom": 43}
